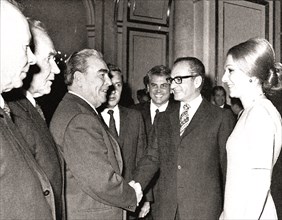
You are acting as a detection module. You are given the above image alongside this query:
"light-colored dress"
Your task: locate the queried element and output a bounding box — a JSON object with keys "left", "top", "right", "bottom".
{"left": 222, "top": 97, "right": 282, "bottom": 219}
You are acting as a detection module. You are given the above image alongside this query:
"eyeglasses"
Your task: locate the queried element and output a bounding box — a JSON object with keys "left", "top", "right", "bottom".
{"left": 166, "top": 75, "right": 199, "bottom": 84}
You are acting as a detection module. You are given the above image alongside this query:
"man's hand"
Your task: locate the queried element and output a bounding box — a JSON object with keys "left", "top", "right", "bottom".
{"left": 129, "top": 180, "right": 143, "bottom": 206}
{"left": 139, "top": 201, "right": 150, "bottom": 218}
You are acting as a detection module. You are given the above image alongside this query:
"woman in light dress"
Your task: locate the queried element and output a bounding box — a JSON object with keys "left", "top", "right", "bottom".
{"left": 220, "top": 38, "right": 282, "bottom": 219}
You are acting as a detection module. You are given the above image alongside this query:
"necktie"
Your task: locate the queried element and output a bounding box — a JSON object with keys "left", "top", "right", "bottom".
{"left": 3, "top": 102, "right": 11, "bottom": 119}
{"left": 108, "top": 110, "right": 118, "bottom": 139}
{"left": 35, "top": 102, "right": 45, "bottom": 121}
{"left": 155, "top": 108, "right": 159, "bottom": 115}
{"left": 180, "top": 103, "right": 190, "bottom": 136}
{"left": 153, "top": 108, "right": 159, "bottom": 124}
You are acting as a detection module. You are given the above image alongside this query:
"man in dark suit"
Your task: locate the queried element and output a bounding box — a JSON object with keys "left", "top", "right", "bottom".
{"left": 132, "top": 65, "right": 178, "bottom": 137}
{"left": 212, "top": 85, "right": 232, "bottom": 109}
{"left": 50, "top": 49, "right": 152, "bottom": 220}
{"left": 151, "top": 57, "right": 235, "bottom": 219}
{"left": 100, "top": 64, "right": 151, "bottom": 219}
{"left": 4, "top": 19, "right": 64, "bottom": 220}
{"left": 0, "top": 1, "right": 56, "bottom": 219}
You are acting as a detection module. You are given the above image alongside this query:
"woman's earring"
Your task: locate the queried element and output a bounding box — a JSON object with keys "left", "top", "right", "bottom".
{"left": 249, "top": 79, "right": 252, "bottom": 83}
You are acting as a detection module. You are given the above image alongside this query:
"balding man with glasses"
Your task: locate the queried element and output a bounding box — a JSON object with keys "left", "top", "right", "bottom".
{"left": 149, "top": 57, "right": 235, "bottom": 220}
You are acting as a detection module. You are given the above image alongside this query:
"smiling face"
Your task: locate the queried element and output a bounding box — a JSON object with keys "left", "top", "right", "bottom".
{"left": 28, "top": 32, "right": 60, "bottom": 97}
{"left": 214, "top": 90, "right": 226, "bottom": 106}
{"left": 147, "top": 75, "right": 171, "bottom": 107}
{"left": 222, "top": 55, "right": 251, "bottom": 98}
{"left": 107, "top": 71, "right": 123, "bottom": 108}
{"left": 0, "top": 1, "right": 36, "bottom": 92}
{"left": 80, "top": 57, "right": 112, "bottom": 108}
{"left": 170, "top": 62, "right": 201, "bottom": 102}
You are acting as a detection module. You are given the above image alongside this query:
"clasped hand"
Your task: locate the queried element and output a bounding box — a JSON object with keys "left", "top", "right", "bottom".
{"left": 128, "top": 180, "right": 143, "bottom": 206}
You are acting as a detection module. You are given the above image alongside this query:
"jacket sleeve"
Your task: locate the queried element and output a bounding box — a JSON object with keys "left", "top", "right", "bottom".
{"left": 63, "top": 113, "right": 137, "bottom": 211}
{"left": 134, "top": 111, "right": 154, "bottom": 201}
{"left": 133, "top": 113, "right": 160, "bottom": 190}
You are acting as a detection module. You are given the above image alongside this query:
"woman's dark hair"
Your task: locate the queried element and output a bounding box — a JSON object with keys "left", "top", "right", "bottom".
{"left": 227, "top": 37, "right": 282, "bottom": 94}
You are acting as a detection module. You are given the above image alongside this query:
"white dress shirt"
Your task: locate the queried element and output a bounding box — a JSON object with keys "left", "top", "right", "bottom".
{"left": 25, "top": 90, "right": 36, "bottom": 107}
{"left": 101, "top": 105, "right": 120, "bottom": 135}
{"left": 150, "top": 100, "right": 169, "bottom": 124}
{"left": 0, "top": 95, "right": 5, "bottom": 109}
{"left": 180, "top": 95, "right": 202, "bottom": 126}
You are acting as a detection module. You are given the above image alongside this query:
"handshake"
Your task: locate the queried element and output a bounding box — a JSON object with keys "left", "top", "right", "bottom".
{"left": 128, "top": 180, "right": 143, "bottom": 205}
{"left": 128, "top": 180, "right": 150, "bottom": 218}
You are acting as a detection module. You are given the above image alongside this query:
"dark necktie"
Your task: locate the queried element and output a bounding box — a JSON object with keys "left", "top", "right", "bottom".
{"left": 155, "top": 108, "right": 159, "bottom": 115}
{"left": 35, "top": 102, "right": 45, "bottom": 121}
{"left": 153, "top": 108, "right": 159, "bottom": 124}
{"left": 180, "top": 103, "right": 190, "bottom": 136}
{"left": 3, "top": 102, "right": 11, "bottom": 119}
{"left": 108, "top": 110, "right": 118, "bottom": 139}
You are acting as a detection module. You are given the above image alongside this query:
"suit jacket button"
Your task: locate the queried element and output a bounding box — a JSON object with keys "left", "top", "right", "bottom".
{"left": 178, "top": 165, "right": 181, "bottom": 170}
{"left": 43, "top": 190, "right": 50, "bottom": 196}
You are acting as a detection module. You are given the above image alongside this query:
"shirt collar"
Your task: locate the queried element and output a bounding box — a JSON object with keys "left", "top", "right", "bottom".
{"left": 25, "top": 90, "right": 36, "bottom": 107}
{"left": 180, "top": 94, "right": 202, "bottom": 110}
{"left": 68, "top": 91, "right": 98, "bottom": 114}
{"left": 150, "top": 100, "right": 169, "bottom": 113}
{"left": 101, "top": 105, "right": 119, "bottom": 115}
{"left": 0, "top": 95, "right": 5, "bottom": 109}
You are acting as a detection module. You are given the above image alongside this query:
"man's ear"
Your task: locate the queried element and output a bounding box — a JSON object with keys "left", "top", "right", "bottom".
{"left": 146, "top": 85, "right": 150, "bottom": 93}
{"left": 73, "top": 71, "right": 83, "bottom": 87}
{"left": 194, "top": 75, "right": 203, "bottom": 89}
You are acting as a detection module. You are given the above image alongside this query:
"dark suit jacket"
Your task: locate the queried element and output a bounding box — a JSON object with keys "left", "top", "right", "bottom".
{"left": 118, "top": 106, "right": 147, "bottom": 183}
{"left": 0, "top": 108, "right": 56, "bottom": 220}
{"left": 223, "top": 103, "right": 231, "bottom": 109}
{"left": 151, "top": 99, "right": 235, "bottom": 220}
{"left": 6, "top": 94, "right": 64, "bottom": 220}
{"left": 50, "top": 93, "right": 137, "bottom": 220}
{"left": 117, "top": 106, "right": 155, "bottom": 218}
{"left": 132, "top": 100, "right": 179, "bottom": 138}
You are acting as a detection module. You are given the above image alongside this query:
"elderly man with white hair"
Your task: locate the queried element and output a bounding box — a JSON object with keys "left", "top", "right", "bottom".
{"left": 0, "top": 1, "right": 57, "bottom": 219}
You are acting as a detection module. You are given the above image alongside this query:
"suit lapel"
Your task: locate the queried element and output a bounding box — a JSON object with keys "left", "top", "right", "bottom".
{"left": 143, "top": 102, "right": 152, "bottom": 131}
{"left": 118, "top": 106, "right": 126, "bottom": 148}
{"left": 180, "top": 99, "right": 209, "bottom": 139}
{"left": 66, "top": 93, "right": 124, "bottom": 173}
{"left": 169, "top": 102, "right": 181, "bottom": 147}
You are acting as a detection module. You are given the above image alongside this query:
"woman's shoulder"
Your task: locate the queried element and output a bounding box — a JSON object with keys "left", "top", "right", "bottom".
{"left": 246, "top": 98, "right": 281, "bottom": 125}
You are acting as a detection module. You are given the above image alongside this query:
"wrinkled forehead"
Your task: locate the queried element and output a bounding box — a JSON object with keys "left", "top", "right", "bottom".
{"left": 110, "top": 70, "right": 122, "bottom": 80}
{"left": 33, "top": 30, "right": 56, "bottom": 54}
{"left": 172, "top": 62, "right": 193, "bottom": 76}
{"left": 149, "top": 74, "right": 168, "bottom": 83}
{"left": 87, "top": 56, "right": 108, "bottom": 73}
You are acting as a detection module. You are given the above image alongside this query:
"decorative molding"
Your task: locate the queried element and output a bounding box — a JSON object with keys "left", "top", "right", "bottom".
{"left": 82, "top": 0, "right": 96, "bottom": 48}
{"left": 126, "top": 27, "right": 169, "bottom": 79}
{"left": 127, "top": 0, "right": 173, "bottom": 27}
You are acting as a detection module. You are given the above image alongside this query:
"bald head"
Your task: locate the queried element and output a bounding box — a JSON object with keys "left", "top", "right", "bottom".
{"left": 0, "top": 0, "right": 36, "bottom": 92}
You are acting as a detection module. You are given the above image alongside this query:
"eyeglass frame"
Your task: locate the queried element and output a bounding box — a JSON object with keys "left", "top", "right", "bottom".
{"left": 166, "top": 74, "right": 200, "bottom": 84}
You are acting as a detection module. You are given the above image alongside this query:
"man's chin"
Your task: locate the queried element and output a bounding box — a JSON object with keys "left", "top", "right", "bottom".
{"left": 13, "top": 81, "right": 23, "bottom": 89}
{"left": 108, "top": 101, "right": 118, "bottom": 108}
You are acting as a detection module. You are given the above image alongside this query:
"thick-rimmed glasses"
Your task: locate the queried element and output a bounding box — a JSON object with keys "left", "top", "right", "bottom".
{"left": 166, "top": 75, "right": 199, "bottom": 84}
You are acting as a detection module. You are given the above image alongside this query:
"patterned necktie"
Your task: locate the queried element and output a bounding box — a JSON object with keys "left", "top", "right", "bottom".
{"left": 35, "top": 102, "right": 46, "bottom": 121}
{"left": 108, "top": 110, "right": 118, "bottom": 139}
{"left": 180, "top": 103, "right": 190, "bottom": 136}
{"left": 3, "top": 102, "right": 11, "bottom": 119}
